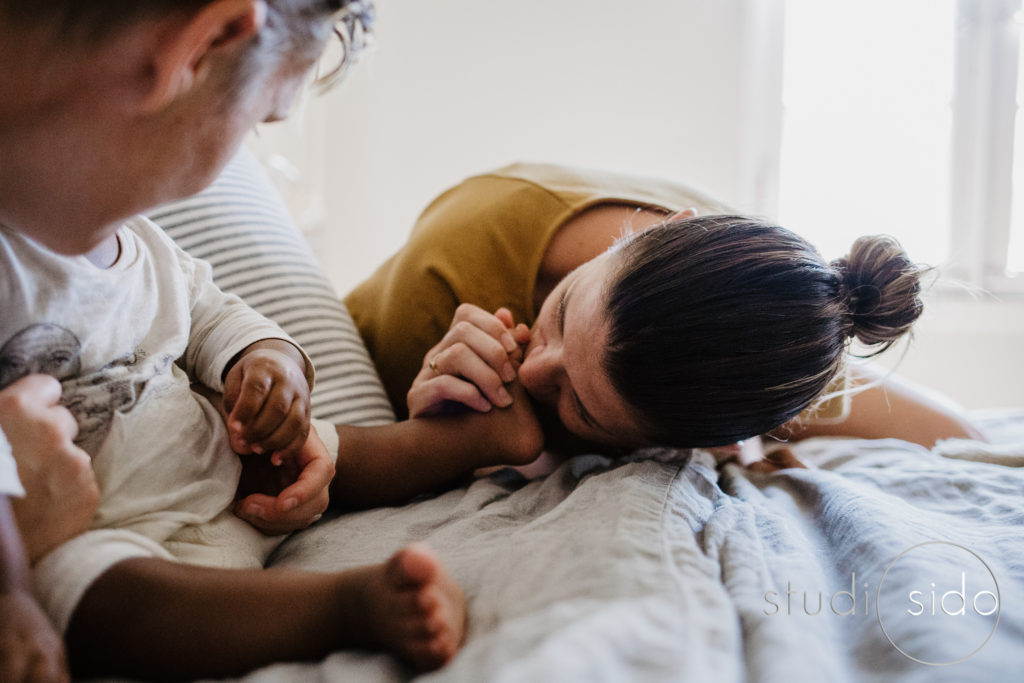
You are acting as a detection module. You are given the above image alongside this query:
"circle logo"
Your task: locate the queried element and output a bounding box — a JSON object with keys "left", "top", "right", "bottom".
{"left": 876, "top": 541, "right": 1000, "bottom": 666}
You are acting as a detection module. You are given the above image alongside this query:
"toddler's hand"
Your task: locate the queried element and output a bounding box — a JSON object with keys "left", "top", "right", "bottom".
{"left": 223, "top": 340, "right": 311, "bottom": 466}
{"left": 233, "top": 428, "right": 334, "bottom": 534}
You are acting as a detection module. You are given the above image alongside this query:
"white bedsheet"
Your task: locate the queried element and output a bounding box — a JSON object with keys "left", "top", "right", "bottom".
{"left": 95, "top": 414, "right": 1024, "bottom": 682}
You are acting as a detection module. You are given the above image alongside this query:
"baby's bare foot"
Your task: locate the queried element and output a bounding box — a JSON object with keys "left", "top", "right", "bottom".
{"left": 359, "top": 543, "right": 466, "bottom": 670}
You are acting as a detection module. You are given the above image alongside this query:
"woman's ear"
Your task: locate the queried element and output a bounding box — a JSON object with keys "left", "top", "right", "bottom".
{"left": 141, "top": 0, "right": 267, "bottom": 113}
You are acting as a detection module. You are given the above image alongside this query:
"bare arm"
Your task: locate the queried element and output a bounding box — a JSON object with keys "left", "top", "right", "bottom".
{"left": 534, "top": 205, "right": 690, "bottom": 311}
{"left": 330, "top": 382, "right": 543, "bottom": 509}
{"left": 777, "top": 365, "right": 985, "bottom": 447}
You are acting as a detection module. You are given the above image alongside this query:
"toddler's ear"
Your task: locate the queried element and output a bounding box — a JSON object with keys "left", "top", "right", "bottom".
{"left": 141, "top": 0, "right": 267, "bottom": 113}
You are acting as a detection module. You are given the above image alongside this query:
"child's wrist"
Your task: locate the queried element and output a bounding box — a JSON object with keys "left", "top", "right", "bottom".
{"left": 226, "top": 338, "right": 310, "bottom": 387}
{"left": 253, "top": 339, "right": 311, "bottom": 387}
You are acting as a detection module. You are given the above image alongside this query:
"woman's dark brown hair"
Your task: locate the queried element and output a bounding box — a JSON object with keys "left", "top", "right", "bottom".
{"left": 604, "top": 215, "right": 925, "bottom": 448}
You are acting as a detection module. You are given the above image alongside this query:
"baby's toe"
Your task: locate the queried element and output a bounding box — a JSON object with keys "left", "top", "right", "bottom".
{"left": 415, "top": 584, "right": 442, "bottom": 615}
{"left": 387, "top": 543, "right": 440, "bottom": 589}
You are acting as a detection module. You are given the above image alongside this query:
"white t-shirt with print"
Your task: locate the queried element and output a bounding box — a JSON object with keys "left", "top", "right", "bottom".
{"left": 0, "top": 216, "right": 311, "bottom": 630}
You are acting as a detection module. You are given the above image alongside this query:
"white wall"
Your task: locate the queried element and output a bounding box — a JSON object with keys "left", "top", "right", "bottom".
{"left": 875, "top": 294, "right": 1024, "bottom": 411}
{"left": 301, "top": 0, "right": 755, "bottom": 291}
{"left": 248, "top": 0, "right": 1022, "bottom": 411}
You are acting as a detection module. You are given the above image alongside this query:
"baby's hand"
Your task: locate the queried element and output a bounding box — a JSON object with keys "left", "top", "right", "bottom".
{"left": 233, "top": 428, "right": 334, "bottom": 534}
{"left": 223, "top": 339, "right": 311, "bottom": 466}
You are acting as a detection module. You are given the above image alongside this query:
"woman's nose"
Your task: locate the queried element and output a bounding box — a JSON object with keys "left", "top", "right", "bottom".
{"left": 519, "top": 346, "right": 561, "bottom": 402}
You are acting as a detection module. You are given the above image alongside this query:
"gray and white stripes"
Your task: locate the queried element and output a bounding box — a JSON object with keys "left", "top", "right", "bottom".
{"left": 148, "top": 149, "right": 395, "bottom": 427}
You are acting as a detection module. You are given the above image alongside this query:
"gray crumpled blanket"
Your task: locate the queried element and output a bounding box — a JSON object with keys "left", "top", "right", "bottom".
{"left": 208, "top": 412, "right": 1023, "bottom": 683}
{"left": 86, "top": 414, "right": 1022, "bottom": 683}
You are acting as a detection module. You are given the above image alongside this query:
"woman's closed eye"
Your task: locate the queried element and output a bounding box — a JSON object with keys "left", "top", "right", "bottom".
{"left": 555, "top": 279, "right": 605, "bottom": 434}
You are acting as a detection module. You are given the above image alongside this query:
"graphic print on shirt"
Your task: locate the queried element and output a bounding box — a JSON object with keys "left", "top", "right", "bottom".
{"left": 0, "top": 323, "right": 81, "bottom": 387}
{"left": 0, "top": 323, "right": 173, "bottom": 455}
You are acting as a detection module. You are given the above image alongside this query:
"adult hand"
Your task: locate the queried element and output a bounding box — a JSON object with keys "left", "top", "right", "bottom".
{"left": 233, "top": 428, "right": 334, "bottom": 534}
{"left": 408, "top": 305, "right": 531, "bottom": 418}
{"left": 0, "top": 590, "right": 69, "bottom": 683}
{"left": 223, "top": 339, "right": 311, "bottom": 466}
{"left": 0, "top": 375, "right": 99, "bottom": 563}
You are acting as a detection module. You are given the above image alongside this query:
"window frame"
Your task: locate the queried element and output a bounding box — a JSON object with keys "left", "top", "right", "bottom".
{"left": 949, "top": 0, "right": 1021, "bottom": 292}
{"left": 743, "top": 0, "right": 1024, "bottom": 296}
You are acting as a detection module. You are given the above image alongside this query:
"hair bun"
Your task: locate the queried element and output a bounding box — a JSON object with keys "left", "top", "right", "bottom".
{"left": 830, "top": 235, "right": 925, "bottom": 351}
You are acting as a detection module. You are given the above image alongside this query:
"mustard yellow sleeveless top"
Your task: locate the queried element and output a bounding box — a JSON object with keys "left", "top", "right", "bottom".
{"left": 345, "top": 162, "right": 846, "bottom": 423}
{"left": 345, "top": 162, "right": 732, "bottom": 419}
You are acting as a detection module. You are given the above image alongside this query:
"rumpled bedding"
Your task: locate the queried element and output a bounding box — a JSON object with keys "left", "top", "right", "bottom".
{"left": 106, "top": 412, "right": 1024, "bottom": 682}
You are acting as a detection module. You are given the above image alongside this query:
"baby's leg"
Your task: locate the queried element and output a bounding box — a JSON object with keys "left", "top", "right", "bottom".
{"left": 65, "top": 543, "right": 465, "bottom": 680}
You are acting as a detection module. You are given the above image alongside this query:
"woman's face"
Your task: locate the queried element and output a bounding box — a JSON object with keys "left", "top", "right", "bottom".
{"left": 518, "top": 254, "right": 647, "bottom": 448}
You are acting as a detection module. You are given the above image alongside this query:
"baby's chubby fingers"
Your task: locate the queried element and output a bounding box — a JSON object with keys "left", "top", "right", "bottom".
{"left": 222, "top": 371, "right": 268, "bottom": 453}
{"left": 222, "top": 344, "right": 309, "bottom": 453}
{"left": 249, "top": 394, "right": 310, "bottom": 465}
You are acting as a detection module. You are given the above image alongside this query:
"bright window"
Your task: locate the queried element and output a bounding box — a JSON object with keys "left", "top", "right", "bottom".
{"left": 778, "top": 0, "right": 956, "bottom": 265}
{"left": 779, "top": 0, "right": 1023, "bottom": 290}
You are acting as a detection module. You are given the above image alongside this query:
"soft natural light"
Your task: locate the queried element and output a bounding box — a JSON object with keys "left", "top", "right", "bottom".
{"left": 779, "top": 0, "right": 955, "bottom": 265}
{"left": 1009, "top": 8, "right": 1024, "bottom": 274}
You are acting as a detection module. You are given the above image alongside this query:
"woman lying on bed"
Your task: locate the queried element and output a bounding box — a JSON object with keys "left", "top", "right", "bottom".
{"left": 344, "top": 163, "right": 982, "bottom": 467}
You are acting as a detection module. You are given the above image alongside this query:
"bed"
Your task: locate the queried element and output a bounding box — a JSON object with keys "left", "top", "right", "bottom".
{"left": 138, "top": 150, "right": 1024, "bottom": 682}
